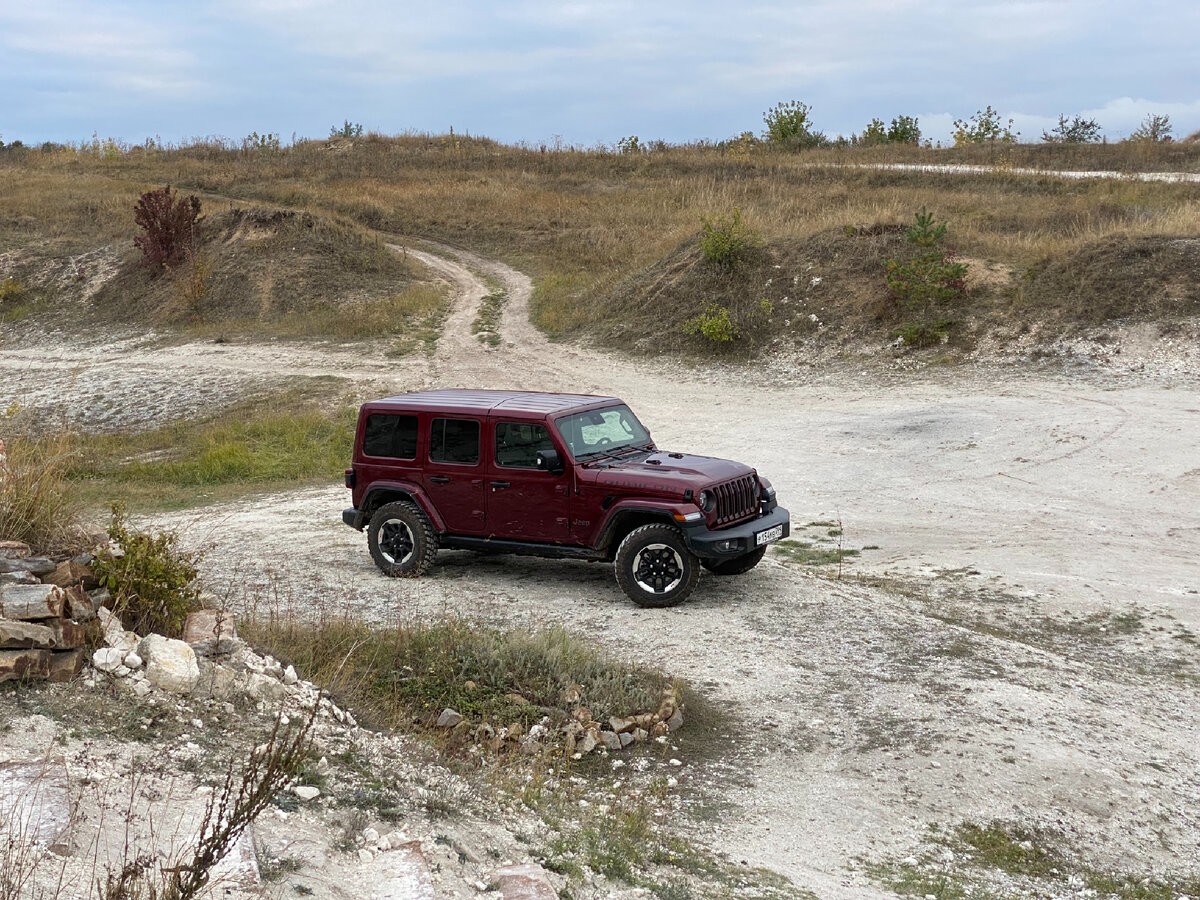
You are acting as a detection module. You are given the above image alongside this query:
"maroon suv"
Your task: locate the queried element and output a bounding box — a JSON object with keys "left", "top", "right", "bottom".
{"left": 342, "top": 390, "right": 789, "bottom": 606}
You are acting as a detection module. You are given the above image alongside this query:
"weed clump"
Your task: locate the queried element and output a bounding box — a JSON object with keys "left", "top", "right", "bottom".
{"left": 241, "top": 615, "right": 673, "bottom": 736}
{"left": 0, "top": 431, "right": 81, "bottom": 553}
{"left": 699, "top": 209, "right": 762, "bottom": 272}
{"left": 93, "top": 502, "right": 202, "bottom": 637}
{"left": 683, "top": 303, "right": 736, "bottom": 343}
{"left": 133, "top": 185, "right": 202, "bottom": 269}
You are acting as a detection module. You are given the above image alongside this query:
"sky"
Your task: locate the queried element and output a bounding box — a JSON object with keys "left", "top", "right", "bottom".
{"left": 2, "top": 0, "right": 1198, "bottom": 148}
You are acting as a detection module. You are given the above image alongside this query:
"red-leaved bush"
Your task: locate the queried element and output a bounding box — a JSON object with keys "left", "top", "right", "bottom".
{"left": 133, "top": 185, "right": 202, "bottom": 268}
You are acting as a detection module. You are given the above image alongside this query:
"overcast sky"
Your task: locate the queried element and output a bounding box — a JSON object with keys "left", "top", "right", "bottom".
{"left": 2, "top": 0, "right": 1198, "bottom": 148}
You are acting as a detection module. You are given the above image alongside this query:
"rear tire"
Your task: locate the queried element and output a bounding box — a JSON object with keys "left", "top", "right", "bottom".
{"left": 701, "top": 546, "right": 766, "bottom": 576}
{"left": 367, "top": 500, "right": 439, "bottom": 577}
{"left": 614, "top": 524, "right": 699, "bottom": 608}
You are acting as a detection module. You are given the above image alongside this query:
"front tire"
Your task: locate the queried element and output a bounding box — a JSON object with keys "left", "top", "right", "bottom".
{"left": 614, "top": 524, "right": 699, "bottom": 608}
{"left": 701, "top": 546, "right": 766, "bottom": 576}
{"left": 367, "top": 501, "right": 439, "bottom": 577}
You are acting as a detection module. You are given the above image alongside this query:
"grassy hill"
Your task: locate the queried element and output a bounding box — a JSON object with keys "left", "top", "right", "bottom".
{"left": 2, "top": 135, "right": 1198, "bottom": 357}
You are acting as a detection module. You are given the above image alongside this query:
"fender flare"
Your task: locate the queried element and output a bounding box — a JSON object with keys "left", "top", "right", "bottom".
{"left": 362, "top": 481, "right": 447, "bottom": 533}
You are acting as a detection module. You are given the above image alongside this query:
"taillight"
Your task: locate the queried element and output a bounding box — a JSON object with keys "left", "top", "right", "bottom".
{"left": 344, "top": 468, "right": 356, "bottom": 489}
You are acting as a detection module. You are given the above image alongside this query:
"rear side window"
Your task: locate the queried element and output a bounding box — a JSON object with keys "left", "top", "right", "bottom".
{"left": 362, "top": 414, "right": 417, "bottom": 459}
{"left": 430, "top": 418, "right": 480, "bottom": 465}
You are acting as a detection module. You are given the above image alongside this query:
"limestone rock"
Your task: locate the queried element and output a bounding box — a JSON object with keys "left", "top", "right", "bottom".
{"left": 0, "top": 571, "right": 39, "bottom": 586}
{"left": 490, "top": 863, "right": 559, "bottom": 900}
{"left": 182, "top": 609, "right": 240, "bottom": 656}
{"left": 44, "top": 560, "right": 98, "bottom": 590}
{"left": 292, "top": 785, "right": 321, "bottom": 801}
{"left": 64, "top": 587, "right": 95, "bottom": 621}
{"left": 244, "top": 672, "right": 289, "bottom": 704}
{"left": 47, "top": 650, "right": 83, "bottom": 683}
{"left": 667, "top": 709, "right": 684, "bottom": 732}
{"left": 47, "top": 619, "right": 85, "bottom": 650}
{"left": 138, "top": 634, "right": 200, "bottom": 694}
{"left": 0, "top": 540, "right": 31, "bottom": 560}
{"left": 92, "top": 647, "right": 125, "bottom": 673}
{"left": 436, "top": 708, "right": 464, "bottom": 728}
{"left": 0, "top": 649, "right": 50, "bottom": 681}
{"left": 0, "top": 584, "right": 66, "bottom": 620}
{"left": 282, "top": 664, "right": 298, "bottom": 685}
{"left": 0, "top": 757, "right": 72, "bottom": 852}
{"left": 609, "top": 716, "right": 636, "bottom": 734}
{"left": 0, "top": 557, "right": 55, "bottom": 576}
{"left": 0, "top": 619, "right": 55, "bottom": 650}
{"left": 599, "top": 731, "right": 622, "bottom": 751}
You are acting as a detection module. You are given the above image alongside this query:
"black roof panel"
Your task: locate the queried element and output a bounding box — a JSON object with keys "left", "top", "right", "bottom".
{"left": 365, "top": 389, "right": 620, "bottom": 416}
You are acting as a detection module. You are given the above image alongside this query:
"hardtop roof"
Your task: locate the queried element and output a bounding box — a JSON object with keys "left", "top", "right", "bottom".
{"left": 363, "top": 389, "right": 621, "bottom": 417}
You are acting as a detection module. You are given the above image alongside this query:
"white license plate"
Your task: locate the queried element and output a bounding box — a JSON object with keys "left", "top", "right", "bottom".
{"left": 755, "top": 524, "right": 784, "bottom": 546}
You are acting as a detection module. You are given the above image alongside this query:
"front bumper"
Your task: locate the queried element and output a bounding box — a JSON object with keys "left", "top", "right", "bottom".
{"left": 342, "top": 507, "right": 366, "bottom": 531}
{"left": 681, "top": 505, "right": 790, "bottom": 559}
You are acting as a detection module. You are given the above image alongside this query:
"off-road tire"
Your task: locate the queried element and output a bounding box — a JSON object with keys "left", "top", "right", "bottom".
{"left": 614, "top": 524, "right": 700, "bottom": 608}
{"left": 367, "top": 500, "right": 439, "bottom": 577}
{"left": 701, "top": 546, "right": 767, "bottom": 576}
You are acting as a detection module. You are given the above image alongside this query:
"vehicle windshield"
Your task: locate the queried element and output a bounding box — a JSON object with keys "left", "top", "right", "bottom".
{"left": 556, "top": 404, "right": 651, "bottom": 460}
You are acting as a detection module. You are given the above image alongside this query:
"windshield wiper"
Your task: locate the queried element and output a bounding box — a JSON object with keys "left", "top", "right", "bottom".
{"left": 578, "top": 445, "right": 639, "bottom": 465}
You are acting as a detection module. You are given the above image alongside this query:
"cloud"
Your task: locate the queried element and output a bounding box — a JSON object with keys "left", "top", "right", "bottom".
{"left": 1, "top": 0, "right": 1198, "bottom": 145}
{"left": 0, "top": 1, "right": 201, "bottom": 102}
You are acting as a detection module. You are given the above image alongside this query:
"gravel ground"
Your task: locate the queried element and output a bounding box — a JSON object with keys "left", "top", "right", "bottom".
{"left": 3, "top": 242, "right": 1199, "bottom": 897}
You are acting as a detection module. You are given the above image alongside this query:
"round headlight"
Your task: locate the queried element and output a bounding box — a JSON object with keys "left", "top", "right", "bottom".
{"left": 697, "top": 490, "right": 715, "bottom": 512}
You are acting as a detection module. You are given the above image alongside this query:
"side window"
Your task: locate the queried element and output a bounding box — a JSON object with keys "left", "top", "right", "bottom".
{"left": 363, "top": 414, "right": 417, "bottom": 459}
{"left": 430, "top": 418, "right": 480, "bottom": 465}
{"left": 495, "top": 422, "right": 554, "bottom": 469}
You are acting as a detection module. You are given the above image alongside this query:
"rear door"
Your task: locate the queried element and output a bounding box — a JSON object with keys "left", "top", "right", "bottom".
{"left": 421, "top": 416, "right": 487, "bottom": 535}
{"left": 485, "top": 418, "right": 570, "bottom": 542}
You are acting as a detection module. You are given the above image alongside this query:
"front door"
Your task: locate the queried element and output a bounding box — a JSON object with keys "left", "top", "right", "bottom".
{"left": 421, "top": 416, "right": 487, "bottom": 535}
{"left": 486, "top": 419, "right": 570, "bottom": 542}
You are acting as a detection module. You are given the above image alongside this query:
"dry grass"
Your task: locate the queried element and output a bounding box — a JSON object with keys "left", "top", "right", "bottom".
{"left": 2, "top": 136, "right": 1198, "bottom": 354}
{"left": 0, "top": 432, "right": 84, "bottom": 553}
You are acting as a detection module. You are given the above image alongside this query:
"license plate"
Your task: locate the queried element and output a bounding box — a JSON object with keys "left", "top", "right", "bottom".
{"left": 755, "top": 524, "right": 784, "bottom": 546}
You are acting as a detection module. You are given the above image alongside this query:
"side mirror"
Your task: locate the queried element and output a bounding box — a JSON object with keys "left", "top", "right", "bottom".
{"left": 535, "top": 449, "right": 564, "bottom": 475}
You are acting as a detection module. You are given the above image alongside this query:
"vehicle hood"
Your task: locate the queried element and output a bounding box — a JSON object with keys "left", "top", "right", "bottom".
{"left": 581, "top": 451, "right": 754, "bottom": 494}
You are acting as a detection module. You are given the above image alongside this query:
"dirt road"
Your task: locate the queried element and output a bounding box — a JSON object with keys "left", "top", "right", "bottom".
{"left": 3, "top": 243, "right": 1198, "bottom": 896}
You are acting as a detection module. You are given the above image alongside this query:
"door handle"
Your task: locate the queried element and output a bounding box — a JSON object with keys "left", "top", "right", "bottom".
{"left": 430, "top": 475, "right": 450, "bottom": 484}
{"left": 489, "top": 481, "right": 511, "bottom": 489}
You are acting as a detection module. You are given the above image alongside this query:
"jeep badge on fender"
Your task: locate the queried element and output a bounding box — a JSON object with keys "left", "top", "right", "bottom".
{"left": 342, "top": 390, "right": 789, "bottom": 607}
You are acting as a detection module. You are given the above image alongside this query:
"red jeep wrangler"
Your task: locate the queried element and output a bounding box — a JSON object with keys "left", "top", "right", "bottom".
{"left": 342, "top": 390, "right": 789, "bottom": 607}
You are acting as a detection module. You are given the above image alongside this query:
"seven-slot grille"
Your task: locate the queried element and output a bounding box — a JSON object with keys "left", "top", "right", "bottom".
{"left": 713, "top": 474, "right": 759, "bottom": 525}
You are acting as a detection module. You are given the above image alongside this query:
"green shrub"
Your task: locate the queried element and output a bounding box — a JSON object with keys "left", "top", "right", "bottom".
{"left": 860, "top": 118, "right": 889, "bottom": 146}
{"left": 1042, "top": 114, "right": 1102, "bottom": 144}
{"left": 762, "top": 100, "right": 827, "bottom": 147}
{"left": 905, "top": 206, "right": 948, "bottom": 247}
{"left": 1129, "top": 113, "right": 1173, "bottom": 143}
{"left": 887, "top": 115, "right": 921, "bottom": 145}
{"left": 330, "top": 121, "right": 364, "bottom": 139}
{"left": 93, "top": 503, "right": 202, "bottom": 637}
{"left": 0, "top": 278, "right": 25, "bottom": 304}
{"left": 953, "top": 105, "right": 1018, "bottom": 145}
{"left": 892, "top": 319, "right": 955, "bottom": 347}
{"left": 616, "top": 135, "right": 643, "bottom": 154}
{"left": 242, "top": 131, "right": 281, "bottom": 153}
{"left": 698, "top": 209, "right": 761, "bottom": 271}
{"left": 683, "top": 303, "right": 737, "bottom": 343}
{"left": 885, "top": 207, "right": 969, "bottom": 345}
{"left": 885, "top": 250, "right": 968, "bottom": 315}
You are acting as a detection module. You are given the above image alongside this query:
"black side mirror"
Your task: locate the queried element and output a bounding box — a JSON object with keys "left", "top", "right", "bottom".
{"left": 535, "top": 449, "right": 564, "bottom": 475}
